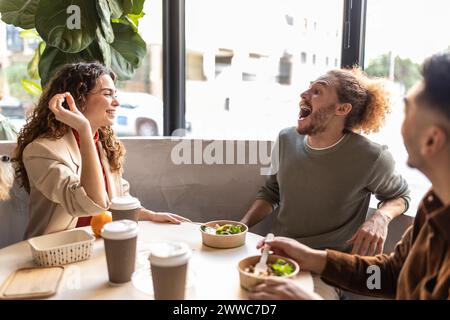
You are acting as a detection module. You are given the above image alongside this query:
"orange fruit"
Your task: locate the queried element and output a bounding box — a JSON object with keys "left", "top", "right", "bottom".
{"left": 90, "top": 211, "right": 112, "bottom": 237}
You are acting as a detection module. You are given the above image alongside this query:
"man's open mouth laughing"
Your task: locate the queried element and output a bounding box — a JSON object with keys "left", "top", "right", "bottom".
{"left": 299, "top": 103, "right": 312, "bottom": 121}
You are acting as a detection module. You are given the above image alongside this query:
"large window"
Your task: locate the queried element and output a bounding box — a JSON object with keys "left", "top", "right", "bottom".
{"left": 186, "top": 0, "right": 344, "bottom": 140}
{"left": 0, "top": 22, "right": 36, "bottom": 135}
{"left": 364, "top": 0, "right": 450, "bottom": 214}
{"left": 113, "top": 0, "right": 163, "bottom": 137}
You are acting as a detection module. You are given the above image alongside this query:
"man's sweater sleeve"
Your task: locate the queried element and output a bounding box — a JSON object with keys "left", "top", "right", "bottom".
{"left": 367, "top": 147, "right": 411, "bottom": 211}
{"left": 320, "top": 226, "right": 413, "bottom": 299}
{"left": 256, "top": 174, "right": 280, "bottom": 207}
{"left": 256, "top": 136, "right": 281, "bottom": 207}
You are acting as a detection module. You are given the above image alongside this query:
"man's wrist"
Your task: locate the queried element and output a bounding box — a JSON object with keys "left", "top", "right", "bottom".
{"left": 240, "top": 217, "right": 249, "bottom": 226}
{"left": 373, "top": 209, "right": 393, "bottom": 223}
{"left": 308, "top": 249, "right": 328, "bottom": 274}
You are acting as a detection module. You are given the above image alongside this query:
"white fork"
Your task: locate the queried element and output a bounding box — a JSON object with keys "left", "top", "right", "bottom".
{"left": 254, "top": 233, "right": 274, "bottom": 275}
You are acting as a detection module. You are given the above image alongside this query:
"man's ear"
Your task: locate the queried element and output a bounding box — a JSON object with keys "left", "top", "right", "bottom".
{"left": 421, "top": 126, "right": 448, "bottom": 156}
{"left": 336, "top": 103, "right": 352, "bottom": 116}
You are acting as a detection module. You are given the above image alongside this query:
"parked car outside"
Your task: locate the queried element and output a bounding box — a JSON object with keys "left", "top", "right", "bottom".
{"left": 113, "top": 92, "right": 163, "bottom": 136}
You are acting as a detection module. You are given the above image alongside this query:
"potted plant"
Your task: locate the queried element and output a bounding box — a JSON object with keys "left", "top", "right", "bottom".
{"left": 0, "top": 0, "right": 147, "bottom": 90}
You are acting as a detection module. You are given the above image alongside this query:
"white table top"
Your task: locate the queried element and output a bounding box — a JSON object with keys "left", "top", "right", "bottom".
{"left": 0, "top": 221, "right": 313, "bottom": 299}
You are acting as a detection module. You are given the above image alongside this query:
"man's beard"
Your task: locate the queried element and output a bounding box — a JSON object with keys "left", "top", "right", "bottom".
{"left": 297, "top": 104, "right": 336, "bottom": 135}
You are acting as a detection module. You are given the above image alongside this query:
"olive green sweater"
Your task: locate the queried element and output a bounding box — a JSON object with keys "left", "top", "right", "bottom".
{"left": 257, "top": 127, "right": 410, "bottom": 252}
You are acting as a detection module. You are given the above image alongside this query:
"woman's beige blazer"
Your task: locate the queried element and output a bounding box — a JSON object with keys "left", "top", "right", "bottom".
{"left": 22, "top": 132, "right": 130, "bottom": 239}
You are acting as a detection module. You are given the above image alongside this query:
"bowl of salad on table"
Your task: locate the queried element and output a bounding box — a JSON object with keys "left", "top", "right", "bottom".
{"left": 200, "top": 220, "right": 248, "bottom": 248}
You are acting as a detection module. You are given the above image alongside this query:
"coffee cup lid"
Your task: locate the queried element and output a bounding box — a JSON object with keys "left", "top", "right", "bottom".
{"left": 148, "top": 242, "right": 191, "bottom": 267}
{"left": 101, "top": 220, "right": 139, "bottom": 240}
{"left": 110, "top": 196, "right": 141, "bottom": 210}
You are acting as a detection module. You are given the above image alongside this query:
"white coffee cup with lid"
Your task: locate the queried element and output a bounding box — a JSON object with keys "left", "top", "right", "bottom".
{"left": 102, "top": 220, "right": 139, "bottom": 284}
{"left": 109, "top": 196, "right": 141, "bottom": 222}
{"left": 148, "top": 242, "right": 192, "bottom": 299}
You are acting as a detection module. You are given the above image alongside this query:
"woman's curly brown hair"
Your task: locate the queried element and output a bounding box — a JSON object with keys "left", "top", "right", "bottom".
{"left": 327, "top": 67, "right": 391, "bottom": 134}
{"left": 12, "top": 62, "right": 125, "bottom": 193}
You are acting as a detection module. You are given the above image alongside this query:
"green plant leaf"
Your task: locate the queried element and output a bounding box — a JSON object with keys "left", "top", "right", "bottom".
{"left": 35, "top": 0, "right": 97, "bottom": 53}
{"left": 28, "top": 41, "right": 46, "bottom": 80}
{"left": 38, "top": 43, "right": 102, "bottom": 87}
{"left": 123, "top": 0, "right": 145, "bottom": 15}
{"left": 127, "top": 12, "right": 145, "bottom": 28}
{"left": 107, "top": 0, "right": 124, "bottom": 19}
{"left": 19, "top": 29, "right": 41, "bottom": 40}
{"left": 96, "top": 0, "right": 114, "bottom": 44}
{"left": 21, "top": 79, "right": 42, "bottom": 96}
{"left": 111, "top": 15, "right": 138, "bottom": 32}
{"left": 0, "top": 0, "right": 39, "bottom": 29}
{"left": 96, "top": 28, "right": 112, "bottom": 68}
{"left": 109, "top": 22, "right": 147, "bottom": 80}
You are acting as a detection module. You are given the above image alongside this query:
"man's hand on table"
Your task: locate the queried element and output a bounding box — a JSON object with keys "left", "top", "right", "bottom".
{"left": 347, "top": 210, "right": 391, "bottom": 256}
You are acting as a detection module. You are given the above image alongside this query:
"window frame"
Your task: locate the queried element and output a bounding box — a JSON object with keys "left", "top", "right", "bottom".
{"left": 163, "top": 0, "right": 367, "bottom": 136}
{"left": 340, "top": 0, "right": 367, "bottom": 68}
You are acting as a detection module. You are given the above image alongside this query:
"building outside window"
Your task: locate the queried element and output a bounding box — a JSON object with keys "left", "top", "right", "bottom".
{"left": 185, "top": 0, "right": 344, "bottom": 140}
{"left": 301, "top": 52, "right": 307, "bottom": 64}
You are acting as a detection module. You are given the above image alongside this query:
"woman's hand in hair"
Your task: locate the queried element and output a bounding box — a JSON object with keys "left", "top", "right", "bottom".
{"left": 48, "top": 92, "right": 90, "bottom": 132}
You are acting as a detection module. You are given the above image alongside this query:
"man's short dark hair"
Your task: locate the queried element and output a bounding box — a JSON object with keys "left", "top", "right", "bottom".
{"left": 418, "top": 52, "right": 450, "bottom": 120}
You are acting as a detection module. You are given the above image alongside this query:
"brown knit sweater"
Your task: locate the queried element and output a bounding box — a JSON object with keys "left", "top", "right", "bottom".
{"left": 321, "top": 190, "right": 449, "bottom": 299}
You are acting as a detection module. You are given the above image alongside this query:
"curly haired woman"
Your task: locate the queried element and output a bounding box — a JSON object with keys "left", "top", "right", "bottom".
{"left": 241, "top": 67, "right": 411, "bottom": 299}
{"left": 13, "top": 62, "right": 189, "bottom": 238}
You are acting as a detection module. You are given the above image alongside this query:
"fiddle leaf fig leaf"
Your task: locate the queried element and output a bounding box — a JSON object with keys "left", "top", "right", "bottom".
{"left": 28, "top": 41, "right": 46, "bottom": 80}
{"left": 35, "top": 0, "right": 97, "bottom": 53}
{"left": 97, "top": 0, "right": 115, "bottom": 43}
{"left": 123, "top": 0, "right": 145, "bottom": 15}
{"left": 38, "top": 43, "right": 102, "bottom": 87}
{"left": 109, "top": 22, "right": 147, "bottom": 80}
{"left": 0, "top": 0, "right": 39, "bottom": 29}
{"left": 21, "top": 79, "right": 42, "bottom": 97}
{"left": 107, "top": 0, "right": 124, "bottom": 19}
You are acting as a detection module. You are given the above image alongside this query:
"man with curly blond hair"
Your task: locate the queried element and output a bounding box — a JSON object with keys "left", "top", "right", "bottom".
{"left": 241, "top": 68, "right": 410, "bottom": 299}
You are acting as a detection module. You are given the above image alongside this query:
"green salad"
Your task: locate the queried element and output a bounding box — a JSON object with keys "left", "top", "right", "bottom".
{"left": 245, "top": 258, "right": 295, "bottom": 277}
{"left": 201, "top": 223, "right": 245, "bottom": 235}
{"left": 269, "top": 259, "right": 295, "bottom": 276}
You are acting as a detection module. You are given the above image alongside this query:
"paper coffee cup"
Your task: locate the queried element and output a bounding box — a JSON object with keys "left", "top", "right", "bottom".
{"left": 110, "top": 196, "right": 141, "bottom": 222}
{"left": 148, "top": 242, "right": 192, "bottom": 300}
{"left": 102, "top": 220, "right": 139, "bottom": 284}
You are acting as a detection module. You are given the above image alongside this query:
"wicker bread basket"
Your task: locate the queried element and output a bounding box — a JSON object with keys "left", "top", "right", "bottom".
{"left": 28, "top": 229, "right": 95, "bottom": 267}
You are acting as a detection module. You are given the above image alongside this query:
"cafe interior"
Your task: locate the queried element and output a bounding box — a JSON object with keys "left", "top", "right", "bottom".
{"left": 0, "top": 0, "right": 448, "bottom": 302}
